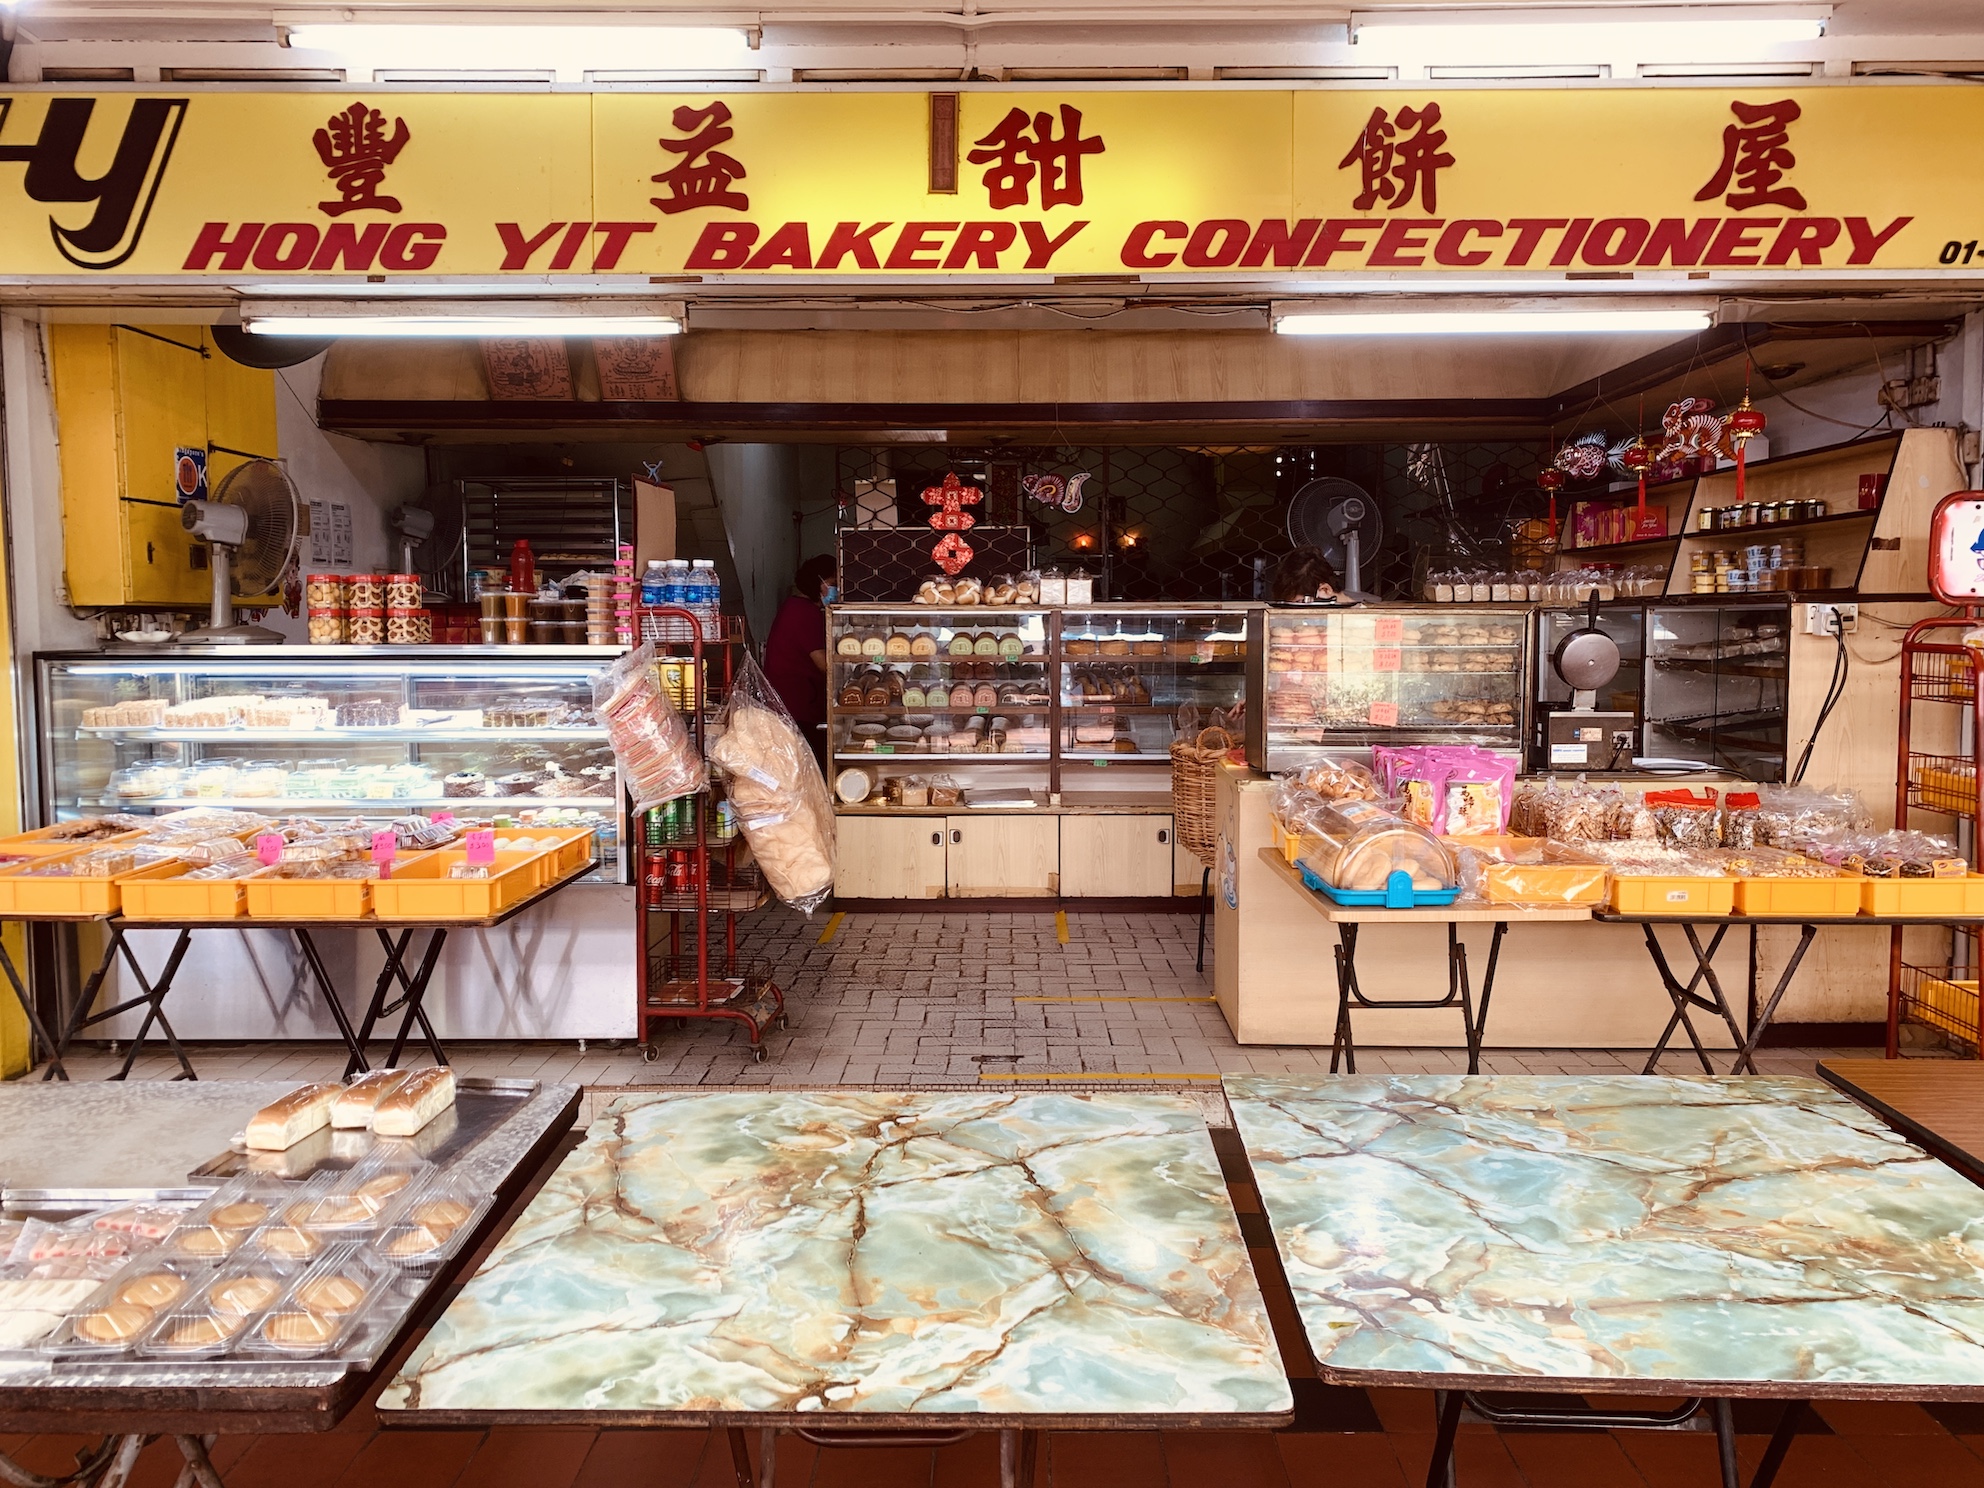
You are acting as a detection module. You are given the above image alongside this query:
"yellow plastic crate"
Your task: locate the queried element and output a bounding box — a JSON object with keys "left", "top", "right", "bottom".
{"left": 537, "top": 827, "right": 597, "bottom": 881}
{"left": 1912, "top": 974, "right": 1979, "bottom": 1043}
{"left": 371, "top": 849, "right": 543, "bottom": 921}
{"left": 120, "top": 868, "right": 250, "bottom": 921}
{"left": 243, "top": 872, "right": 373, "bottom": 921}
{"left": 0, "top": 856, "right": 184, "bottom": 917}
{"left": 1608, "top": 875, "right": 1736, "bottom": 917}
{"left": 0, "top": 824, "right": 144, "bottom": 859}
{"left": 1861, "top": 874, "right": 1984, "bottom": 918}
{"left": 1731, "top": 873, "right": 1865, "bottom": 917}
{"left": 1270, "top": 820, "right": 1316, "bottom": 865}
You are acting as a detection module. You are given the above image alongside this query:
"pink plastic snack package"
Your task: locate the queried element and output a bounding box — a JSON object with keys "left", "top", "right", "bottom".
{"left": 1375, "top": 746, "right": 1516, "bottom": 836}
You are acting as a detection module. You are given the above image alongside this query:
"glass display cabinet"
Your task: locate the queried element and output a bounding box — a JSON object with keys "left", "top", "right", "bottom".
{"left": 1057, "top": 606, "right": 1251, "bottom": 772}
{"left": 1641, "top": 602, "right": 1791, "bottom": 778}
{"left": 1245, "top": 605, "right": 1530, "bottom": 771}
{"left": 35, "top": 648, "right": 626, "bottom": 881}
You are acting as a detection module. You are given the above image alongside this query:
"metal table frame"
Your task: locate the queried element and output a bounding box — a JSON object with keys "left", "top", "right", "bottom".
{"left": 1261, "top": 851, "right": 1592, "bottom": 1075}
{"left": 1594, "top": 911, "right": 1977, "bottom": 1075}
{"left": 2, "top": 865, "right": 594, "bottom": 1082}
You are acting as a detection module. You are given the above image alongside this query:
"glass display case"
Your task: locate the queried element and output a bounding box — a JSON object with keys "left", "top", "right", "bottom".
{"left": 35, "top": 648, "right": 626, "bottom": 881}
{"left": 1246, "top": 605, "right": 1529, "bottom": 771}
{"left": 825, "top": 604, "right": 1253, "bottom": 800}
{"left": 1641, "top": 602, "right": 1790, "bottom": 777}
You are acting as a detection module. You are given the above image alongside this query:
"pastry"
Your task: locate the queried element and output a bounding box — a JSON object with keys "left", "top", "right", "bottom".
{"left": 210, "top": 1201, "right": 271, "bottom": 1231}
{"left": 385, "top": 1226, "right": 444, "bottom": 1258}
{"left": 913, "top": 581, "right": 941, "bottom": 605}
{"left": 76, "top": 1303, "right": 152, "bottom": 1344}
{"left": 116, "top": 1272, "right": 187, "bottom": 1309}
{"left": 257, "top": 1226, "right": 321, "bottom": 1259}
{"left": 972, "top": 632, "right": 998, "bottom": 657}
{"left": 245, "top": 1083, "right": 341, "bottom": 1151}
{"left": 297, "top": 1275, "right": 369, "bottom": 1316}
{"left": 174, "top": 1227, "right": 236, "bottom": 1258}
{"left": 355, "top": 1171, "right": 414, "bottom": 1206}
{"left": 412, "top": 1198, "right": 472, "bottom": 1233}
{"left": 496, "top": 772, "right": 541, "bottom": 796}
{"left": 331, "top": 1069, "right": 412, "bottom": 1130}
{"left": 442, "top": 771, "right": 487, "bottom": 798}
{"left": 835, "top": 634, "right": 864, "bottom": 656}
{"left": 154, "top": 1313, "right": 240, "bottom": 1350}
{"left": 286, "top": 1196, "right": 368, "bottom": 1228}
{"left": 884, "top": 633, "right": 912, "bottom": 660}
{"left": 859, "top": 634, "right": 886, "bottom": 658}
{"left": 263, "top": 1311, "right": 337, "bottom": 1347}
{"left": 372, "top": 1066, "right": 457, "bottom": 1137}
{"left": 1065, "top": 638, "right": 1097, "bottom": 656}
{"left": 211, "top": 1275, "right": 283, "bottom": 1315}
{"left": 947, "top": 635, "right": 974, "bottom": 656}
{"left": 909, "top": 634, "right": 938, "bottom": 657}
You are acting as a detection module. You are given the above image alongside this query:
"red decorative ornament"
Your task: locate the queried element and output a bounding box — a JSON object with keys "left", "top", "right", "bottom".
{"left": 1726, "top": 393, "right": 1767, "bottom": 506}
{"left": 931, "top": 531, "right": 975, "bottom": 574}
{"left": 1620, "top": 435, "right": 1655, "bottom": 522}
{"left": 1538, "top": 466, "right": 1566, "bottom": 537}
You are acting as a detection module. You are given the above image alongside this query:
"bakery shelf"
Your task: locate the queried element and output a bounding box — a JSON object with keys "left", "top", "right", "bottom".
{"left": 1679, "top": 507, "right": 1877, "bottom": 540}
{"left": 128, "top": 794, "right": 618, "bottom": 811}
{"left": 77, "top": 726, "right": 608, "bottom": 743}
{"left": 832, "top": 753, "right": 1046, "bottom": 763}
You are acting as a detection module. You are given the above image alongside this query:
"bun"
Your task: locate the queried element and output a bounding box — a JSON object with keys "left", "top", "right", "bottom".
{"left": 245, "top": 1084, "right": 340, "bottom": 1151}
{"left": 371, "top": 1066, "right": 456, "bottom": 1137}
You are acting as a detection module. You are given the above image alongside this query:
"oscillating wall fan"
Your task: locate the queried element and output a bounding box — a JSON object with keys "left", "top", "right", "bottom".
{"left": 1286, "top": 477, "right": 1383, "bottom": 598}
{"left": 178, "top": 459, "right": 300, "bottom": 644}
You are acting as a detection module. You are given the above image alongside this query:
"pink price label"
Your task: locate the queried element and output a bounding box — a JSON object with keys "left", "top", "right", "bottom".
{"left": 371, "top": 831, "right": 397, "bottom": 875}
{"left": 430, "top": 810, "right": 456, "bottom": 825}
{"left": 1366, "top": 701, "right": 1400, "bottom": 728}
{"left": 255, "top": 833, "right": 284, "bottom": 866}
{"left": 1372, "top": 615, "right": 1404, "bottom": 645}
{"left": 1371, "top": 647, "right": 1402, "bottom": 673}
{"left": 465, "top": 829, "right": 496, "bottom": 866}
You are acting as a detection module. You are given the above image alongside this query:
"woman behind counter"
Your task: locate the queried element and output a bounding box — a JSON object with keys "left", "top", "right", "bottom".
{"left": 763, "top": 554, "right": 838, "bottom": 766}
{"left": 1271, "top": 546, "right": 1346, "bottom": 604}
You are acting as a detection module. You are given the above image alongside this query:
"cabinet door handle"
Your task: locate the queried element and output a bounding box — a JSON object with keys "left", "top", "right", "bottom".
{"left": 950, "top": 829, "right": 962, "bottom": 844}
{"left": 1158, "top": 828, "right": 1169, "bottom": 844}
{"left": 931, "top": 831, "right": 942, "bottom": 846}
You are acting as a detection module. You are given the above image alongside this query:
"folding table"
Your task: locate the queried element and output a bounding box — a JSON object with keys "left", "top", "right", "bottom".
{"left": 1259, "top": 851, "right": 1592, "bottom": 1074}
{"left": 378, "top": 1089, "right": 1293, "bottom": 1488}
{"left": 1228, "top": 1072, "right": 1984, "bottom": 1488}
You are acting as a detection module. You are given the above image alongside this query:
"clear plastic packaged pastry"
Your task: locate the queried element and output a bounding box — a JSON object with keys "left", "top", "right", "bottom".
{"left": 593, "top": 641, "right": 706, "bottom": 813}
{"left": 1296, "top": 799, "right": 1457, "bottom": 893}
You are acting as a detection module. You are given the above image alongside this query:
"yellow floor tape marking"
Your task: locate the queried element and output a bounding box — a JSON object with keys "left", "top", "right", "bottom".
{"left": 1054, "top": 911, "right": 1070, "bottom": 944}
{"left": 1015, "top": 996, "right": 1218, "bottom": 1003}
{"left": 815, "top": 911, "right": 845, "bottom": 945}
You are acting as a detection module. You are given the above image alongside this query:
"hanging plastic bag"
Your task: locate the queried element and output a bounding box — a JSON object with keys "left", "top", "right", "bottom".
{"left": 592, "top": 642, "right": 705, "bottom": 814}
{"left": 708, "top": 655, "right": 837, "bottom": 913}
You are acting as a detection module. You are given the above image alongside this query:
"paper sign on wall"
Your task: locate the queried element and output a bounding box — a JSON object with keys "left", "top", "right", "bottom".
{"left": 307, "top": 499, "right": 353, "bottom": 565}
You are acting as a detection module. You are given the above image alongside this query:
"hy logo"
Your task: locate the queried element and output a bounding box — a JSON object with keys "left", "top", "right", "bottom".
{"left": 0, "top": 96, "right": 187, "bottom": 269}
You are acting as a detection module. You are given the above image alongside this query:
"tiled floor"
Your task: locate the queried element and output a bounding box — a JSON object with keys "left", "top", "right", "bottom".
{"left": 52, "top": 906, "right": 1880, "bottom": 1090}
{"left": 25, "top": 906, "right": 1960, "bottom": 1486}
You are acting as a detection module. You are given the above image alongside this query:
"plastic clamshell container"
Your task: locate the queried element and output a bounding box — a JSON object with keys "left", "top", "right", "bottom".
{"left": 279, "top": 1176, "right": 386, "bottom": 1240}
{"left": 371, "top": 1176, "right": 489, "bottom": 1274}
{"left": 0, "top": 854, "right": 184, "bottom": 917}
{"left": 1468, "top": 837, "right": 1609, "bottom": 906}
{"left": 1861, "top": 874, "right": 1984, "bottom": 918}
{"left": 1297, "top": 860, "right": 1463, "bottom": 909}
{"left": 0, "top": 823, "right": 144, "bottom": 858}
{"left": 121, "top": 864, "right": 250, "bottom": 920}
{"left": 1294, "top": 799, "right": 1457, "bottom": 901}
{"left": 370, "top": 849, "right": 543, "bottom": 921}
{"left": 1608, "top": 875, "right": 1736, "bottom": 916}
{"left": 1732, "top": 872, "right": 1865, "bottom": 917}
{"left": 240, "top": 1244, "right": 391, "bottom": 1360}
{"left": 39, "top": 1257, "right": 210, "bottom": 1360}
{"left": 243, "top": 869, "right": 374, "bottom": 921}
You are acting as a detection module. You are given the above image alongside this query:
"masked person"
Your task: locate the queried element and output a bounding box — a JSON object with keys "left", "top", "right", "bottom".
{"left": 764, "top": 554, "right": 837, "bottom": 766}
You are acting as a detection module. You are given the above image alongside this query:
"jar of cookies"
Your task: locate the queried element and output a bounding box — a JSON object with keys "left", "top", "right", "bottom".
{"left": 385, "top": 572, "right": 422, "bottom": 609}
{"left": 305, "top": 573, "right": 345, "bottom": 611}
{"left": 385, "top": 607, "right": 422, "bottom": 644}
{"left": 307, "top": 610, "right": 346, "bottom": 645}
{"left": 347, "top": 608, "right": 385, "bottom": 645}
{"left": 347, "top": 573, "right": 385, "bottom": 609}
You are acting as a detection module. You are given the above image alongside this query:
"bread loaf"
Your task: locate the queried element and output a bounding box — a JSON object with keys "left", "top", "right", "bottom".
{"left": 245, "top": 1083, "right": 341, "bottom": 1151}
{"left": 331, "top": 1069, "right": 411, "bottom": 1129}
{"left": 371, "top": 1066, "right": 456, "bottom": 1137}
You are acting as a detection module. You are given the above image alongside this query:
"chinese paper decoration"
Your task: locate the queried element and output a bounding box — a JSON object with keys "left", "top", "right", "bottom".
{"left": 1019, "top": 471, "right": 1091, "bottom": 513}
{"left": 1726, "top": 392, "right": 1767, "bottom": 506}
{"left": 1538, "top": 465, "right": 1565, "bottom": 541}
{"left": 1554, "top": 432, "right": 1609, "bottom": 483}
{"left": 922, "top": 472, "right": 982, "bottom": 574}
{"left": 1655, "top": 396, "right": 1730, "bottom": 470}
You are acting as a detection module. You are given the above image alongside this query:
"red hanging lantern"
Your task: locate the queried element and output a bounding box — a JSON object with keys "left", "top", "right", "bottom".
{"left": 1620, "top": 436, "right": 1655, "bottom": 525}
{"left": 1726, "top": 393, "right": 1767, "bottom": 506}
{"left": 1538, "top": 466, "right": 1566, "bottom": 540}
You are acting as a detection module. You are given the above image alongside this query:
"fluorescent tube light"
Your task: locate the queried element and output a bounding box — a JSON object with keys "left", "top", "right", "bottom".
{"left": 1273, "top": 309, "right": 1713, "bottom": 337}
{"left": 283, "top": 23, "right": 752, "bottom": 78}
{"left": 241, "top": 298, "right": 684, "bottom": 338}
{"left": 1351, "top": 7, "right": 1826, "bottom": 65}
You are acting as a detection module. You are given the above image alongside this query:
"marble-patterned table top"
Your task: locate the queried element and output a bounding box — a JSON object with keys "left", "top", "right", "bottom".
{"left": 380, "top": 1090, "right": 1292, "bottom": 1424}
{"left": 1226, "top": 1074, "right": 1984, "bottom": 1399}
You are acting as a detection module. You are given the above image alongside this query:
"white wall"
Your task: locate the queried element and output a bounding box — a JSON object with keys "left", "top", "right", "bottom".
{"left": 706, "top": 442, "right": 803, "bottom": 646}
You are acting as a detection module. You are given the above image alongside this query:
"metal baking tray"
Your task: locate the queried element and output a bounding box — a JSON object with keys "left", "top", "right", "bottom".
{"left": 188, "top": 1077, "right": 540, "bottom": 1182}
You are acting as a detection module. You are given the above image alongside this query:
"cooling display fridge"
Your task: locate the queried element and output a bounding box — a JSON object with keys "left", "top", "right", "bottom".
{"left": 1245, "top": 605, "right": 1530, "bottom": 772}
{"left": 33, "top": 646, "right": 636, "bottom": 1041}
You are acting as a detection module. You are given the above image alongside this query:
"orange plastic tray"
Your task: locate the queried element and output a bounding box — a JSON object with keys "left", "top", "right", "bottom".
{"left": 1608, "top": 875, "right": 1736, "bottom": 917}
{"left": 0, "top": 855, "right": 184, "bottom": 917}
{"left": 371, "top": 849, "right": 544, "bottom": 921}
{"left": 243, "top": 871, "right": 374, "bottom": 921}
{"left": 534, "top": 827, "right": 596, "bottom": 882}
{"left": 1861, "top": 874, "right": 1984, "bottom": 918}
{"left": 0, "top": 824, "right": 145, "bottom": 859}
{"left": 1731, "top": 874, "right": 1865, "bottom": 917}
{"left": 121, "top": 868, "right": 250, "bottom": 921}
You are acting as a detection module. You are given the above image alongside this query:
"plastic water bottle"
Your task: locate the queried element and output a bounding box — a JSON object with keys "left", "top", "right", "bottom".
{"left": 639, "top": 560, "right": 667, "bottom": 607}
{"left": 692, "top": 559, "right": 722, "bottom": 640}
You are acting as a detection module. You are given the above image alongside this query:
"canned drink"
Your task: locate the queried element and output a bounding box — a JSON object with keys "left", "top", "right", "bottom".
{"left": 665, "top": 850, "right": 690, "bottom": 894}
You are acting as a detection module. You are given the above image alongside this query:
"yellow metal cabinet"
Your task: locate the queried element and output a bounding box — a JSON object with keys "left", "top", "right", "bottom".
{"left": 834, "top": 815, "right": 948, "bottom": 899}
{"left": 945, "top": 814, "right": 1059, "bottom": 897}
{"left": 51, "top": 325, "right": 277, "bottom": 607}
{"left": 1061, "top": 813, "right": 1176, "bottom": 897}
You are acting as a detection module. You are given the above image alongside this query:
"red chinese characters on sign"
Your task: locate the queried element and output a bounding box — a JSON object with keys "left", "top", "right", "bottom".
{"left": 967, "top": 105, "right": 1106, "bottom": 210}
{"left": 1338, "top": 103, "right": 1453, "bottom": 213}
{"left": 1696, "top": 99, "right": 1807, "bottom": 212}
{"left": 651, "top": 102, "right": 749, "bottom": 215}
{"left": 312, "top": 103, "right": 410, "bottom": 216}
{"left": 924, "top": 472, "right": 983, "bottom": 574}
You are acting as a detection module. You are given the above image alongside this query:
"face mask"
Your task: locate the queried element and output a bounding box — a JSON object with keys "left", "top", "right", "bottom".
{"left": 822, "top": 585, "right": 840, "bottom": 604}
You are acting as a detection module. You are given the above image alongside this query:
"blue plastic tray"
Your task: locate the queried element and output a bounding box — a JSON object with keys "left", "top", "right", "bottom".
{"left": 1296, "top": 860, "right": 1462, "bottom": 909}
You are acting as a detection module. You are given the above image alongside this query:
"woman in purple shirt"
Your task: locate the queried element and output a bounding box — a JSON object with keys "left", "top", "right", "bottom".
{"left": 762, "top": 554, "right": 837, "bottom": 765}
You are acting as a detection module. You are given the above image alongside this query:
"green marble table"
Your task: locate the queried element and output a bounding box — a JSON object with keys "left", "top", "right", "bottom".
{"left": 381, "top": 1090, "right": 1290, "bottom": 1454}
{"left": 1227, "top": 1074, "right": 1984, "bottom": 1488}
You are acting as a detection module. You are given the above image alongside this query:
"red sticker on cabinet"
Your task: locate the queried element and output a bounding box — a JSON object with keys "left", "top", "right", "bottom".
{"left": 1373, "top": 615, "right": 1403, "bottom": 645}
{"left": 1372, "top": 647, "right": 1402, "bottom": 672}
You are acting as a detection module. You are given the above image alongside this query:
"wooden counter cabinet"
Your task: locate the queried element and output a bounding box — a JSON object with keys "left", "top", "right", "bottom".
{"left": 834, "top": 816, "right": 949, "bottom": 899}
{"left": 1061, "top": 814, "right": 1175, "bottom": 897}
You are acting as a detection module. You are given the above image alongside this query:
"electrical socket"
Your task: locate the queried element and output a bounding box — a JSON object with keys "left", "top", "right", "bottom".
{"left": 1804, "top": 602, "right": 1859, "bottom": 636}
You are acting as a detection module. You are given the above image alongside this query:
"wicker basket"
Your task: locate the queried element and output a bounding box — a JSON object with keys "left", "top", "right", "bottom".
{"left": 1170, "top": 726, "right": 1234, "bottom": 868}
